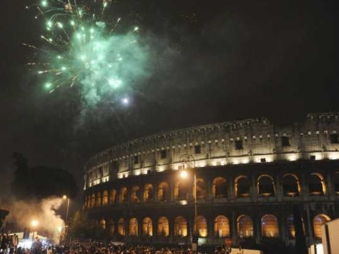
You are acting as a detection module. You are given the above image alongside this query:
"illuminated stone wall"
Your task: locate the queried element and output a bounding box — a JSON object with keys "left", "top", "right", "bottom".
{"left": 84, "top": 113, "right": 339, "bottom": 190}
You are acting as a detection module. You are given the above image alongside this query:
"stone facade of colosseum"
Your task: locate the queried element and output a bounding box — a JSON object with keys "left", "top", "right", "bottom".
{"left": 83, "top": 113, "right": 339, "bottom": 248}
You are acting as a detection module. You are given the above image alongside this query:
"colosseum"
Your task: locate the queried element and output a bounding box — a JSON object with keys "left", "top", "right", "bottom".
{"left": 83, "top": 113, "right": 339, "bottom": 248}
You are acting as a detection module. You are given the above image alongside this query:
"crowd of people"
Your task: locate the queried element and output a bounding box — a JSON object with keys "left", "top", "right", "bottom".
{"left": 0, "top": 233, "right": 19, "bottom": 254}
{"left": 1, "top": 234, "right": 231, "bottom": 254}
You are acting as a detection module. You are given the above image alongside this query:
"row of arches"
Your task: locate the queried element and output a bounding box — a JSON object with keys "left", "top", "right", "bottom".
{"left": 85, "top": 173, "right": 339, "bottom": 208}
{"left": 100, "top": 214, "right": 330, "bottom": 240}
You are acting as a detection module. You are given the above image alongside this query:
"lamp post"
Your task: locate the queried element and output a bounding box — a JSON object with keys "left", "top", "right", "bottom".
{"left": 63, "top": 195, "right": 70, "bottom": 243}
{"left": 179, "top": 154, "right": 197, "bottom": 252}
{"left": 63, "top": 195, "right": 70, "bottom": 224}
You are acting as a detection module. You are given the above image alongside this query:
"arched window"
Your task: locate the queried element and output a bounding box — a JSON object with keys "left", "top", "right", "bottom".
{"left": 235, "top": 176, "right": 251, "bottom": 198}
{"left": 143, "top": 184, "right": 154, "bottom": 202}
{"left": 142, "top": 217, "right": 153, "bottom": 236}
{"left": 131, "top": 185, "right": 140, "bottom": 203}
{"left": 174, "top": 216, "right": 187, "bottom": 237}
{"left": 174, "top": 181, "right": 188, "bottom": 201}
{"left": 197, "top": 178, "right": 207, "bottom": 200}
{"left": 313, "top": 214, "right": 330, "bottom": 239}
{"left": 261, "top": 215, "right": 279, "bottom": 237}
{"left": 213, "top": 177, "right": 227, "bottom": 198}
{"left": 197, "top": 216, "right": 208, "bottom": 237}
{"left": 129, "top": 218, "right": 138, "bottom": 236}
{"left": 119, "top": 187, "right": 128, "bottom": 203}
{"left": 257, "top": 175, "right": 275, "bottom": 197}
{"left": 309, "top": 173, "right": 326, "bottom": 195}
{"left": 100, "top": 218, "right": 106, "bottom": 229}
{"left": 214, "top": 215, "right": 230, "bottom": 237}
{"left": 110, "top": 189, "right": 117, "bottom": 204}
{"left": 157, "top": 217, "right": 169, "bottom": 237}
{"left": 333, "top": 172, "right": 339, "bottom": 195}
{"left": 237, "top": 215, "right": 253, "bottom": 237}
{"left": 102, "top": 190, "right": 108, "bottom": 205}
{"left": 84, "top": 196, "right": 88, "bottom": 209}
{"left": 88, "top": 195, "right": 92, "bottom": 208}
{"left": 91, "top": 194, "right": 95, "bottom": 208}
{"left": 282, "top": 174, "right": 300, "bottom": 197}
{"left": 96, "top": 192, "right": 102, "bottom": 207}
{"left": 158, "top": 182, "right": 169, "bottom": 202}
{"left": 109, "top": 220, "right": 115, "bottom": 235}
{"left": 286, "top": 215, "right": 295, "bottom": 238}
{"left": 118, "top": 218, "right": 125, "bottom": 236}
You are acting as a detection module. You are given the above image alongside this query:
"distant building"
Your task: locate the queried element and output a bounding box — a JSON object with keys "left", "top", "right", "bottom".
{"left": 83, "top": 113, "right": 339, "bottom": 247}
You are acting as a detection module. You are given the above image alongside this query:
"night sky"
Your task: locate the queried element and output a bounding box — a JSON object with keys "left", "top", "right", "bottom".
{"left": 1, "top": 0, "right": 338, "bottom": 203}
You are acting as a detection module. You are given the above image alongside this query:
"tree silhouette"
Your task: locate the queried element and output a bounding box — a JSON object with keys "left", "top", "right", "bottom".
{"left": 293, "top": 204, "right": 308, "bottom": 254}
{"left": 11, "top": 152, "right": 78, "bottom": 200}
{"left": 67, "top": 211, "right": 106, "bottom": 239}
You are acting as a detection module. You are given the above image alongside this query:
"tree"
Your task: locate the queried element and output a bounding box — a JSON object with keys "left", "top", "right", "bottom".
{"left": 67, "top": 211, "right": 106, "bottom": 240}
{"left": 11, "top": 152, "right": 30, "bottom": 199}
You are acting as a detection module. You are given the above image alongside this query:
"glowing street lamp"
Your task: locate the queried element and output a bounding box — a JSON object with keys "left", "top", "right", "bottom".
{"left": 31, "top": 220, "right": 39, "bottom": 240}
{"left": 179, "top": 154, "right": 197, "bottom": 252}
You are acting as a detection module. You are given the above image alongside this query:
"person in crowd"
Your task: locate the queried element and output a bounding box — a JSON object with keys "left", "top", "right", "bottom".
{"left": 31, "top": 237, "right": 42, "bottom": 254}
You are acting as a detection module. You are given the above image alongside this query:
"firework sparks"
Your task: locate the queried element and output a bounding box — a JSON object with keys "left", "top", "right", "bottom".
{"left": 25, "top": 0, "right": 149, "bottom": 106}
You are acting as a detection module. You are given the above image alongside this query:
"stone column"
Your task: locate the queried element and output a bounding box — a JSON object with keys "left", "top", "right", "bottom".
{"left": 275, "top": 175, "right": 282, "bottom": 202}
{"left": 229, "top": 176, "right": 235, "bottom": 199}
{"left": 253, "top": 213, "right": 261, "bottom": 243}
{"left": 251, "top": 175, "right": 257, "bottom": 202}
{"left": 231, "top": 211, "right": 237, "bottom": 243}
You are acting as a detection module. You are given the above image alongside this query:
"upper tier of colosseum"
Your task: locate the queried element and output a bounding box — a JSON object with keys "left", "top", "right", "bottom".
{"left": 84, "top": 112, "right": 339, "bottom": 189}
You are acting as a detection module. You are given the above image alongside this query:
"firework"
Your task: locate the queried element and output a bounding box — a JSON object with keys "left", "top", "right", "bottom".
{"left": 25, "top": 0, "right": 148, "bottom": 106}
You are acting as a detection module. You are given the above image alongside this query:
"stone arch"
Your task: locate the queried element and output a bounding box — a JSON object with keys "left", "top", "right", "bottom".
{"left": 235, "top": 176, "right": 251, "bottom": 198}
{"left": 261, "top": 214, "right": 279, "bottom": 237}
{"left": 87, "top": 195, "right": 91, "bottom": 208}
{"left": 91, "top": 193, "right": 95, "bottom": 208}
{"left": 197, "top": 215, "right": 208, "bottom": 237}
{"left": 157, "top": 216, "right": 169, "bottom": 237}
{"left": 174, "top": 180, "right": 188, "bottom": 201}
{"left": 100, "top": 218, "right": 106, "bottom": 229}
{"left": 84, "top": 196, "right": 89, "bottom": 209}
{"left": 129, "top": 217, "right": 138, "bottom": 236}
{"left": 334, "top": 172, "right": 339, "bottom": 195}
{"left": 309, "top": 173, "right": 326, "bottom": 195}
{"left": 108, "top": 219, "right": 115, "bottom": 235}
{"left": 96, "top": 192, "right": 102, "bottom": 207}
{"left": 110, "top": 189, "right": 117, "bottom": 204}
{"left": 237, "top": 215, "right": 253, "bottom": 237}
{"left": 282, "top": 174, "right": 300, "bottom": 197}
{"left": 158, "top": 182, "right": 169, "bottom": 202}
{"left": 131, "top": 185, "right": 140, "bottom": 203}
{"left": 118, "top": 218, "right": 125, "bottom": 236}
{"left": 196, "top": 178, "right": 207, "bottom": 200}
{"left": 212, "top": 177, "right": 227, "bottom": 198}
{"left": 142, "top": 217, "right": 153, "bottom": 236}
{"left": 174, "top": 216, "right": 188, "bottom": 237}
{"left": 257, "top": 175, "right": 275, "bottom": 197}
{"left": 119, "top": 187, "right": 128, "bottom": 203}
{"left": 102, "top": 190, "right": 108, "bottom": 205}
{"left": 286, "top": 215, "right": 305, "bottom": 239}
{"left": 143, "top": 184, "right": 154, "bottom": 202}
{"left": 313, "top": 214, "right": 331, "bottom": 239}
{"left": 214, "top": 215, "right": 230, "bottom": 237}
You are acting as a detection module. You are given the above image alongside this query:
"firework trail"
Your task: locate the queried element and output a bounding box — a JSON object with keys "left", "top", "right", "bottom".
{"left": 25, "top": 0, "right": 149, "bottom": 106}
